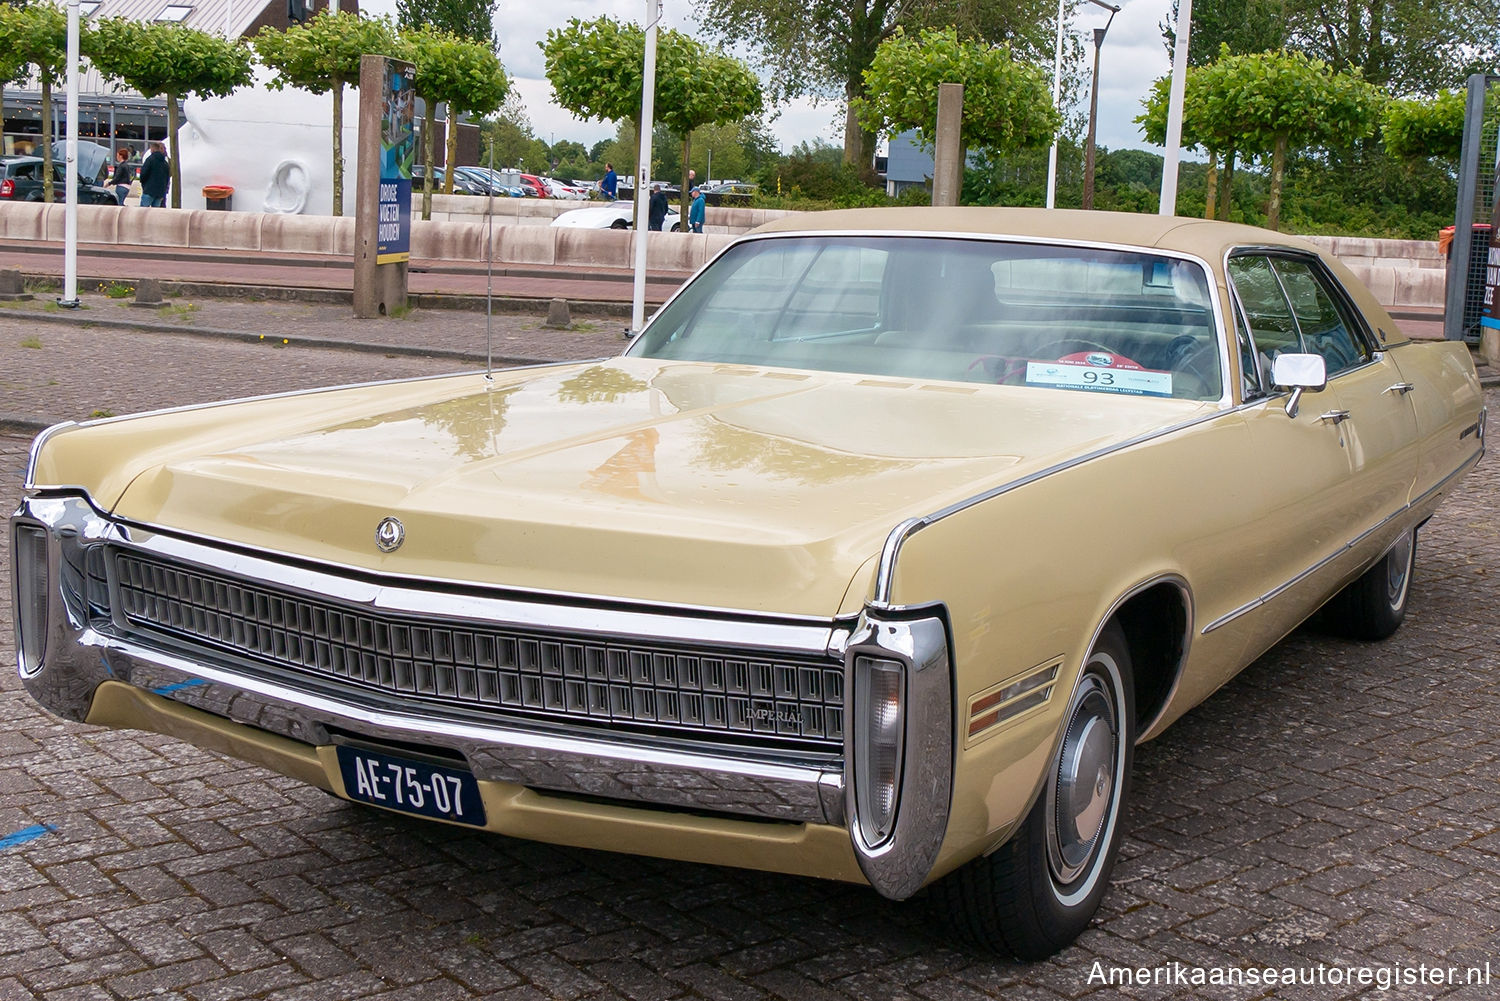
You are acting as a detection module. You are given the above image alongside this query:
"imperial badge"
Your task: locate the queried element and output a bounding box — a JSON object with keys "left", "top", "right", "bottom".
{"left": 375, "top": 517, "right": 405, "bottom": 553}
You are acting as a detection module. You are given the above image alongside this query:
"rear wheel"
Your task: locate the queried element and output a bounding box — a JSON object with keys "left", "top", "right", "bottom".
{"left": 1321, "top": 527, "right": 1416, "bottom": 640}
{"left": 936, "top": 623, "right": 1135, "bottom": 959}
{"left": 609, "top": 218, "right": 629, "bottom": 230}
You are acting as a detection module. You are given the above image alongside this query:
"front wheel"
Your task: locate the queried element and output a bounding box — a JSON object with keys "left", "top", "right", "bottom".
{"left": 1321, "top": 527, "right": 1416, "bottom": 640}
{"left": 936, "top": 622, "right": 1135, "bottom": 959}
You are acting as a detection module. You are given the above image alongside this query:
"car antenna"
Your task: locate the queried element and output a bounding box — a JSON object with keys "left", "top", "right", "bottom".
{"left": 484, "top": 142, "right": 495, "bottom": 383}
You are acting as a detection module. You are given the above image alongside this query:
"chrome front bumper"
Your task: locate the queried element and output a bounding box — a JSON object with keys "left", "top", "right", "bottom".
{"left": 13, "top": 491, "right": 954, "bottom": 898}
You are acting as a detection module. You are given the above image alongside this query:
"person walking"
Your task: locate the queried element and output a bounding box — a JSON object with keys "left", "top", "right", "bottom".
{"left": 599, "top": 162, "right": 618, "bottom": 201}
{"left": 647, "top": 182, "right": 669, "bottom": 231}
{"left": 109, "top": 147, "right": 133, "bottom": 205}
{"left": 688, "top": 185, "right": 706, "bottom": 234}
{"left": 139, "top": 142, "right": 170, "bottom": 208}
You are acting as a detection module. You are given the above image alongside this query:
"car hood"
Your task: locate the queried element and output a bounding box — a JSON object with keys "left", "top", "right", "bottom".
{"left": 52, "top": 358, "right": 1206, "bottom": 616}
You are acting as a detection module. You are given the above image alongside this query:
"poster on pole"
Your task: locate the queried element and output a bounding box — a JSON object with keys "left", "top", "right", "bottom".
{"left": 377, "top": 59, "right": 415, "bottom": 265}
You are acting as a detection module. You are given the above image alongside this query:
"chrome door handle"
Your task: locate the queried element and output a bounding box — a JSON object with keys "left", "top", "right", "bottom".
{"left": 1319, "top": 410, "right": 1352, "bottom": 425}
{"left": 1386, "top": 382, "right": 1416, "bottom": 396}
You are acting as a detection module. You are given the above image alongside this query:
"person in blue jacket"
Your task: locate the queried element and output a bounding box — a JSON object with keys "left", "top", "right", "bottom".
{"left": 688, "top": 186, "right": 706, "bottom": 233}
{"left": 599, "top": 162, "right": 618, "bottom": 201}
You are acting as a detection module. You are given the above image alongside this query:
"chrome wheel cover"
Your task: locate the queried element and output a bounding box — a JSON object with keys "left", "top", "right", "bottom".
{"left": 1385, "top": 532, "right": 1414, "bottom": 612}
{"left": 1045, "top": 654, "right": 1124, "bottom": 903}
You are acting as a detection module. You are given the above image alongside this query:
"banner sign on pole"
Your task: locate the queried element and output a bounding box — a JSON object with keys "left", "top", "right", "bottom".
{"left": 377, "top": 60, "right": 415, "bottom": 265}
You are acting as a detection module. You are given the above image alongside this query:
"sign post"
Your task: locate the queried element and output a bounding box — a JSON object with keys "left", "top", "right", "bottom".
{"left": 354, "top": 54, "right": 415, "bottom": 318}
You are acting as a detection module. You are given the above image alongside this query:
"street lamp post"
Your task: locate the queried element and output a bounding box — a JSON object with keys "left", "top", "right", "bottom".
{"left": 1081, "top": 3, "right": 1120, "bottom": 210}
{"left": 1046, "top": 0, "right": 1122, "bottom": 210}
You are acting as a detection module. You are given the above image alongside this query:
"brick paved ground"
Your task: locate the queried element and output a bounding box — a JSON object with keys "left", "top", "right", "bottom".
{"left": 0, "top": 320, "right": 1496, "bottom": 1000}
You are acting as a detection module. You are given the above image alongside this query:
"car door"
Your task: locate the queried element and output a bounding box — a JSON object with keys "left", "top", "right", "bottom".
{"left": 1219, "top": 251, "right": 1419, "bottom": 658}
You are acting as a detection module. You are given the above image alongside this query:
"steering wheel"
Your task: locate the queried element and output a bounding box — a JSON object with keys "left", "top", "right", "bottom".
{"left": 1031, "top": 337, "right": 1119, "bottom": 360}
{"left": 1164, "top": 334, "right": 1218, "bottom": 399}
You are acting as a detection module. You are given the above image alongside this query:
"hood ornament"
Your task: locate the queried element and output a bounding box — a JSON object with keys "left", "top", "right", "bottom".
{"left": 375, "top": 517, "right": 405, "bottom": 553}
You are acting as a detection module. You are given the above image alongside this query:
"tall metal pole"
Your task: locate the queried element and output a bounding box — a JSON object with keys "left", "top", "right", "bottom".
{"left": 60, "top": 0, "right": 81, "bottom": 308}
{"left": 1081, "top": 5, "right": 1118, "bottom": 211}
{"left": 629, "top": 0, "right": 661, "bottom": 338}
{"left": 1044, "top": 0, "right": 1065, "bottom": 208}
{"left": 1158, "top": 0, "right": 1192, "bottom": 216}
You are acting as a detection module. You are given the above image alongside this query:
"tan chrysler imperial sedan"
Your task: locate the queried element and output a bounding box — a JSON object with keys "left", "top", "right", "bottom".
{"left": 13, "top": 208, "right": 1486, "bottom": 957}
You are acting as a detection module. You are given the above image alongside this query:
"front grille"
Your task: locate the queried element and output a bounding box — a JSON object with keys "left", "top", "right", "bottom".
{"left": 110, "top": 550, "right": 845, "bottom": 747}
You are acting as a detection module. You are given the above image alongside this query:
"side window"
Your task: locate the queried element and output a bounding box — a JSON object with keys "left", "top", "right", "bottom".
{"left": 1269, "top": 258, "right": 1370, "bottom": 375}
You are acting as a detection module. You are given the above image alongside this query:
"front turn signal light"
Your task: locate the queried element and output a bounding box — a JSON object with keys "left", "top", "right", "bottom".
{"left": 15, "top": 525, "right": 50, "bottom": 677}
{"left": 853, "top": 655, "right": 905, "bottom": 848}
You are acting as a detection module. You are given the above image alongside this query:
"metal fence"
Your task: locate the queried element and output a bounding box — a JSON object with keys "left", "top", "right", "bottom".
{"left": 1444, "top": 74, "right": 1500, "bottom": 343}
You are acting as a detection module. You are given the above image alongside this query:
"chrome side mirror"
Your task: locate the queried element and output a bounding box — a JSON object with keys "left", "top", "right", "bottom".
{"left": 1271, "top": 353, "right": 1327, "bottom": 418}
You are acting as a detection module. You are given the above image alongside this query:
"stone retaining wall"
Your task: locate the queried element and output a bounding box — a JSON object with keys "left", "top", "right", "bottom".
{"left": 0, "top": 201, "right": 1448, "bottom": 308}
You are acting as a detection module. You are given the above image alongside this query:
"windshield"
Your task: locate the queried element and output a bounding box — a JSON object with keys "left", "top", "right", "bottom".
{"left": 629, "top": 236, "right": 1223, "bottom": 401}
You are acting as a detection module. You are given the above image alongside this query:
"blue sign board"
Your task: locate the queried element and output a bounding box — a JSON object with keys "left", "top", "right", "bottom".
{"left": 378, "top": 60, "right": 415, "bottom": 265}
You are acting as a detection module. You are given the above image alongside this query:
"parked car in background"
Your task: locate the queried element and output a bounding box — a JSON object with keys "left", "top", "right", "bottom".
{"left": 550, "top": 202, "right": 682, "bottom": 230}
{"left": 702, "top": 182, "right": 757, "bottom": 207}
{"left": 14, "top": 208, "right": 1484, "bottom": 961}
{"left": 0, "top": 154, "right": 119, "bottom": 204}
{"left": 451, "top": 166, "right": 512, "bottom": 196}
{"left": 538, "top": 176, "right": 589, "bottom": 200}
{"left": 410, "top": 164, "right": 487, "bottom": 196}
{"left": 518, "top": 173, "right": 548, "bottom": 197}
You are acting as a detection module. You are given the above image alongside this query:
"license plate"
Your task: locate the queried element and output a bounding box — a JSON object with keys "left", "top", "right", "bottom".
{"left": 335, "top": 745, "right": 487, "bottom": 827}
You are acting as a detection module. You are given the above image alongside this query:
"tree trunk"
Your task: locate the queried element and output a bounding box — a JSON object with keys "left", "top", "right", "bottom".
{"left": 166, "top": 92, "right": 183, "bottom": 209}
{"left": 1266, "top": 133, "right": 1287, "bottom": 231}
{"left": 679, "top": 133, "right": 692, "bottom": 226}
{"left": 1217, "top": 150, "right": 1236, "bottom": 221}
{"left": 41, "top": 77, "right": 53, "bottom": 204}
{"left": 842, "top": 100, "right": 875, "bottom": 174}
{"left": 443, "top": 104, "right": 456, "bottom": 195}
{"left": 331, "top": 80, "right": 344, "bottom": 217}
{"left": 1204, "top": 150, "right": 1218, "bottom": 220}
{"left": 421, "top": 102, "right": 435, "bottom": 221}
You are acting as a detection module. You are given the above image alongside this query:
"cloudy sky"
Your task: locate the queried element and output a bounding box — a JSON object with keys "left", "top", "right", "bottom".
{"left": 362, "top": 0, "right": 1179, "bottom": 156}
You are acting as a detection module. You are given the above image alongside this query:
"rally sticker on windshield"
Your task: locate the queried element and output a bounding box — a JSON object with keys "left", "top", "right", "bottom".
{"left": 1025, "top": 352, "right": 1173, "bottom": 397}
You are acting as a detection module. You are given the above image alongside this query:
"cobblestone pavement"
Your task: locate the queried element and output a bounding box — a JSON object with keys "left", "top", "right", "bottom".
{"left": 0, "top": 321, "right": 1496, "bottom": 999}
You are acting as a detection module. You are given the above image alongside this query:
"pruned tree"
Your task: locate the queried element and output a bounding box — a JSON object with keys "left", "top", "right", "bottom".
{"left": 1159, "top": 0, "right": 1288, "bottom": 214}
{"left": 1138, "top": 68, "right": 1234, "bottom": 217}
{"left": 656, "top": 46, "right": 761, "bottom": 220}
{"left": 692, "top": 0, "right": 1060, "bottom": 171}
{"left": 854, "top": 26, "right": 1058, "bottom": 176}
{"left": 0, "top": 1, "right": 66, "bottom": 201}
{"left": 1144, "top": 48, "right": 1384, "bottom": 230}
{"left": 401, "top": 23, "right": 507, "bottom": 218}
{"left": 253, "top": 11, "right": 398, "bottom": 216}
{"left": 87, "top": 19, "right": 254, "bottom": 208}
{"left": 543, "top": 16, "right": 762, "bottom": 221}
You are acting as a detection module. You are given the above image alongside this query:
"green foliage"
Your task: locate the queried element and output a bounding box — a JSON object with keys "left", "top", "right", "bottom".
{"left": 394, "top": 0, "right": 495, "bottom": 47}
{"left": 400, "top": 23, "right": 505, "bottom": 115}
{"left": 541, "top": 16, "right": 647, "bottom": 128}
{"left": 755, "top": 141, "right": 886, "bottom": 206}
{"left": 1282, "top": 0, "right": 1498, "bottom": 92}
{"left": 1382, "top": 89, "right": 1465, "bottom": 162}
{"left": 1161, "top": 0, "right": 1287, "bottom": 65}
{"left": 87, "top": 18, "right": 252, "bottom": 101}
{"left": 854, "top": 26, "right": 1057, "bottom": 156}
{"left": 0, "top": 1, "right": 67, "bottom": 200}
{"left": 253, "top": 11, "right": 398, "bottom": 95}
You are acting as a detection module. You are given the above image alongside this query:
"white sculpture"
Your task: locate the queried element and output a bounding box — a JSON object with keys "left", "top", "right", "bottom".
{"left": 178, "top": 66, "right": 361, "bottom": 215}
